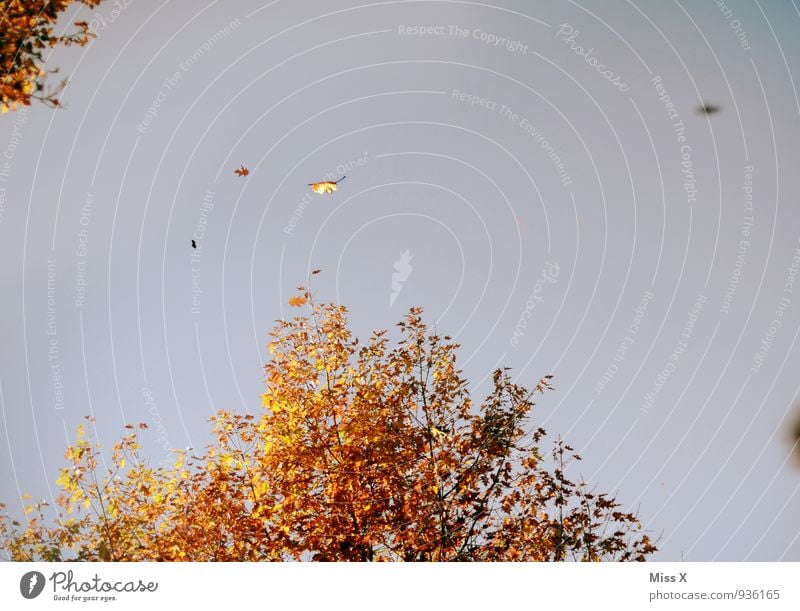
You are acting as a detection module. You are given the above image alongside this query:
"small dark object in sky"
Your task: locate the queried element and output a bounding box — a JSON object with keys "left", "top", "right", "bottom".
{"left": 793, "top": 412, "right": 800, "bottom": 444}
{"left": 191, "top": 239, "right": 197, "bottom": 249}
{"left": 697, "top": 104, "right": 721, "bottom": 115}
{"left": 789, "top": 409, "right": 800, "bottom": 464}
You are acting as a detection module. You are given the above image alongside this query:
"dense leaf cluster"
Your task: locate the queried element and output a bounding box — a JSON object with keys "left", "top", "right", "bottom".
{"left": 1, "top": 297, "right": 656, "bottom": 561}
{"left": 1, "top": 1, "right": 102, "bottom": 112}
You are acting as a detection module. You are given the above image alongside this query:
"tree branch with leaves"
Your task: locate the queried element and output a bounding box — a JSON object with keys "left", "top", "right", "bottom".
{"left": 0, "top": 294, "right": 657, "bottom": 561}
{"left": 0, "top": 0, "right": 104, "bottom": 112}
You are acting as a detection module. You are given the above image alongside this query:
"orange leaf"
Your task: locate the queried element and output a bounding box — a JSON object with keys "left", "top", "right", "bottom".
{"left": 288, "top": 295, "right": 308, "bottom": 307}
{"left": 308, "top": 175, "right": 345, "bottom": 194}
{"left": 234, "top": 165, "right": 250, "bottom": 177}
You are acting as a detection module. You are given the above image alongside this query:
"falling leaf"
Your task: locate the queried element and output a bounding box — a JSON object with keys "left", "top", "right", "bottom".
{"left": 308, "top": 175, "right": 345, "bottom": 194}
{"left": 312, "top": 269, "right": 321, "bottom": 275}
{"left": 288, "top": 295, "right": 308, "bottom": 307}
{"left": 234, "top": 165, "right": 250, "bottom": 177}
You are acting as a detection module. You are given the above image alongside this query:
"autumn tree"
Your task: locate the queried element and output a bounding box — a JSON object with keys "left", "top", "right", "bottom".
{"left": 0, "top": 293, "right": 656, "bottom": 561}
{"left": 0, "top": 0, "right": 103, "bottom": 113}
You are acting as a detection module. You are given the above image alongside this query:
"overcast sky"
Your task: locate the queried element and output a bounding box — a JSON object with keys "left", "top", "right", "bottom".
{"left": 1, "top": 0, "right": 799, "bottom": 561}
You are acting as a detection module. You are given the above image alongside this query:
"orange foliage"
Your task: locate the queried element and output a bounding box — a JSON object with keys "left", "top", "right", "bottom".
{"left": 308, "top": 176, "right": 345, "bottom": 195}
{"left": 0, "top": 0, "right": 104, "bottom": 113}
{"left": 0, "top": 297, "right": 656, "bottom": 561}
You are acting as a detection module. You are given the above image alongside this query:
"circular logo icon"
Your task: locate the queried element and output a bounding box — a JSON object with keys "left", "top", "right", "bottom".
{"left": 20, "top": 571, "right": 46, "bottom": 599}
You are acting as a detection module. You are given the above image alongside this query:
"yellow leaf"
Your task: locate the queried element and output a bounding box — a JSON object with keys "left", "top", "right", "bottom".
{"left": 308, "top": 176, "right": 345, "bottom": 194}
{"left": 288, "top": 295, "right": 308, "bottom": 308}
{"left": 430, "top": 426, "right": 449, "bottom": 439}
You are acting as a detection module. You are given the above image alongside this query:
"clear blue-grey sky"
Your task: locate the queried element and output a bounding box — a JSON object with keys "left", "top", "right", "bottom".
{"left": 1, "top": 0, "right": 799, "bottom": 561}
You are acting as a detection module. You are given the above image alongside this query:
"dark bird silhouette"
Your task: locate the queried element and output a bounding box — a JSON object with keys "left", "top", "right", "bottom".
{"left": 696, "top": 104, "right": 721, "bottom": 115}
{"left": 191, "top": 239, "right": 197, "bottom": 249}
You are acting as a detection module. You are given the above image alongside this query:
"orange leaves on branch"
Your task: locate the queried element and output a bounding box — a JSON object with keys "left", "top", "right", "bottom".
{"left": 535, "top": 374, "right": 555, "bottom": 395}
{"left": 0, "top": 299, "right": 656, "bottom": 562}
{"left": 288, "top": 286, "right": 311, "bottom": 308}
{"left": 0, "top": 1, "right": 104, "bottom": 113}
